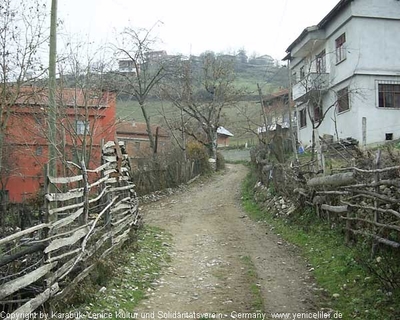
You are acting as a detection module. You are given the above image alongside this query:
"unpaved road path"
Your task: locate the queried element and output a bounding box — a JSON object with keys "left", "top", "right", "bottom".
{"left": 134, "top": 164, "right": 317, "bottom": 318}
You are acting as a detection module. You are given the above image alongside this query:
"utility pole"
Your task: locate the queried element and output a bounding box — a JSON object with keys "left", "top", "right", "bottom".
{"left": 48, "top": 0, "right": 57, "bottom": 178}
{"left": 257, "top": 83, "right": 268, "bottom": 144}
{"left": 287, "top": 59, "right": 299, "bottom": 162}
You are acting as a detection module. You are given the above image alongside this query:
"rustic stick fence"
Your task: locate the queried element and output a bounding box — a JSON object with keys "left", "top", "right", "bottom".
{"left": 257, "top": 146, "right": 400, "bottom": 252}
{"left": 0, "top": 140, "right": 139, "bottom": 316}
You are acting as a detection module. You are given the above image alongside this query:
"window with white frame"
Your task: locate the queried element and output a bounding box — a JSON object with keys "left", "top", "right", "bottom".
{"left": 335, "top": 33, "right": 346, "bottom": 64}
{"left": 378, "top": 82, "right": 400, "bottom": 108}
{"left": 76, "top": 120, "right": 89, "bottom": 135}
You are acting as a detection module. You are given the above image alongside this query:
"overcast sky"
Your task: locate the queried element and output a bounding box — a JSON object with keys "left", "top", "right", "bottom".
{"left": 58, "top": 0, "right": 340, "bottom": 60}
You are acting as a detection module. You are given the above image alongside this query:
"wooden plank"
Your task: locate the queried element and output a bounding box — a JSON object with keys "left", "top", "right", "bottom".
{"left": 321, "top": 204, "right": 348, "bottom": 213}
{"left": 108, "top": 184, "right": 135, "bottom": 193}
{"left": 49, "top": 201, "right": 84, "bottom": 215}
{"left": 336, "top": 165, "right": 400, "bottom": 174}
{"left": 89, "top": 175, "right": 109, "bottom": 188}
{"left": 0, "top": 223, "right": 48, "bottom": 246}
{"left": 44, "top": 227, "right": 89, "bottom": 253}
{"left": 89, "top": 186, "right": 108, "bottom": 204}
{"left": 4, "top": 283, "right": 59, "bottom": 320}
{"left": 55, "top": 264, "right": 95, "bottom": 301}
{"left": 87, "top": 162, "right": 110, "bottom": 173}
{"left": 340, "top": 216, "right": 400, "bottom": 232}
{"left": 103, "top": 155, "right": 117, "bottom": 163}
{"left": 47, "top": 248, "right": 81, "bottom": 263}
{"left": 46, "top": 258, "right": 74, "bottom": 286}
{"left": 48, "top": 174, "right": 83, "bottom": 184}
{"left": 102, "top": 140, "right": 115, "bottom": 150}
{"left": 111, "top": 203, "right": 132, "bottom": 213}
{"left": 0, "top": 244, "right": 47, "bottom": 267}
{"left": 307, "top": 172, "right": 354, "bottom": 187}
{"left": 112, "top": 211, "right": 133, "bottom": 226}
{"left": 104, "top": 168, "right": 117, "bottom": 176}
{"left": 106, "top": 176, "right": 130, "bottom": 184}
{"left": 348, "top": 229, "right": 400, "bottom": 248}
{"left": 0, "top": 263, "right": 56, "bottom": 300}
{"left": 342, "top": 201, "right": 400, "bottom": 219}
{"left": 51, "top": 208, "right": 84, "bottom": 229}
{"left": 46, "top": 190, "right": 84, "bottom": 202}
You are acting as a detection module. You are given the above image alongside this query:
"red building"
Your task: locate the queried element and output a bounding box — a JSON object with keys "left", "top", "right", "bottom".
{"left": 116, "top": 120, "right": 170, "bottom": 162}
{"left": 3, "top": 87, "right": 116, "bottom": 202}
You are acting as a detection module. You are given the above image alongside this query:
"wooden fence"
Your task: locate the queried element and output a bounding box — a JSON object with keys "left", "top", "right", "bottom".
{"left": 0, "top": 140, "right": 139, "bottom": 316}
{"left": 260, "top": 148, "right": 400, "bottom": 252}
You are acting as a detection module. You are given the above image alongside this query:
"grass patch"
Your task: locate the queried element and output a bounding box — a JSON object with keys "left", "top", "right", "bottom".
{"left": 58, "top": 226, "right": 171, "bottom": 317}
{"left": 241, "top": 168, "right": 400, "bottom": 320}
{"left": 240, "top": 255, "right": 264, "bottom": 311}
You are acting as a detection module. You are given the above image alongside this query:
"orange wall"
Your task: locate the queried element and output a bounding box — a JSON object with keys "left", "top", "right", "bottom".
{"left": 3, "top": 91, "right": 116, "bottom": 203}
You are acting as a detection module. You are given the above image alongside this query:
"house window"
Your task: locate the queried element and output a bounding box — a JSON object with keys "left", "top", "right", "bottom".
{"left": 76, "top": 120, "right": 89, "bottom": 135}
{"left": 335, "top": 33, "right": 346, "bottom": 63}
{"left": 300, "top": 66, "right": 305, "bottom": 80}
{"left": 337, "top": 87, "right": 350, "bottom": 113}
{"left": 135, "top": 142, "right": 140, "bottom": 151}
{"left": 378, "top": 83, "right": 400, "bottom": 108}
{"left": 36, "top": 146, "right": 43, "bottom": 156}
{"left": 316, "top": 50, "right": 326, "bottom": 73}
{"left": 299, "top": 109, "right": 307, "bottom": 128}
{"left": 314, "top": 104, "right": 323, "bottom": 122}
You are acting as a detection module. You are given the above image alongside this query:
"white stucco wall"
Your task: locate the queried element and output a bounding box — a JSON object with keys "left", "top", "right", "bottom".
{"left": 292, "top": 0, "right": 400, "bottom": 147}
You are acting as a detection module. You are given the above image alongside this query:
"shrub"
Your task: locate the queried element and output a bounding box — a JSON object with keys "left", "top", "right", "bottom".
{"left": 186, "top": 141, "right": 211, "bottom": 173}
{"left": 216, "top": 151, "right": 225, "bottom": 171}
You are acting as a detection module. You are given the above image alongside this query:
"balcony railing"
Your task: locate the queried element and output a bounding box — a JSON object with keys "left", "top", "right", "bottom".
{"left": 292, "top": 72, "right": 329, "bottom": 101}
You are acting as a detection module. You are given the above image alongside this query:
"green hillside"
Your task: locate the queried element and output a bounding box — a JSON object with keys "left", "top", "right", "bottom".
{"left": 116, "top": 59, "right": 288, "bottom": 147}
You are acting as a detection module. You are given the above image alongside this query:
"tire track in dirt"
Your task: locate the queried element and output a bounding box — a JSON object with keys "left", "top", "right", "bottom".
{"left": 134, "top": 164, "right": 317, "bottom": 318}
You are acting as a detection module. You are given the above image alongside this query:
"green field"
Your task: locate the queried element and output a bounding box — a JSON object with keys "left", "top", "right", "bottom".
{"left": 116, "top": 63, "right": 287, "bottom": 146}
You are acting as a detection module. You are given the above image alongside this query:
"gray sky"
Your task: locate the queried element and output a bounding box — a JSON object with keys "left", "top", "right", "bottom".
{"left": 58, "top": 0, "right": 340, "bottom": 60}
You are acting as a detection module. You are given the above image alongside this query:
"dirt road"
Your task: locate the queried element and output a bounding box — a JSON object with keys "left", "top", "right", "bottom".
{"left": 134, "top": 164, "right": 317, "bottom": 318}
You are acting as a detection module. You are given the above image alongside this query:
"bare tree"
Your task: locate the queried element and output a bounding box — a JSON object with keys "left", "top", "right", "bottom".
{"left": 111, "top": 24, "right": 168, "bottom": 154}
{"left": 0, "top": 0, "right": 48, "bottom": 178}
{"left": 161, "top": 53, "right": 243, "bottom": 169}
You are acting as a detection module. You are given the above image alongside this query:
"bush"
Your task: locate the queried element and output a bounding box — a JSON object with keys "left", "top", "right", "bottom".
{"left": 216, "top": 151, "right": 225, "bottom": 171}
{"left": 186, "top": 141, "right": 211, "bottom": 173}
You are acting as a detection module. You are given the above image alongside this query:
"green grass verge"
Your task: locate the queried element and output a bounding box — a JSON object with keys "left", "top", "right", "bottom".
{"left": 240, "top": 255, "right": 264, "bottom": 311}
{"left": 241, "top": 168, "right": 400, "bottom": 320}
{"left": 58, "top": 226, "right": 171, "bottom": 317}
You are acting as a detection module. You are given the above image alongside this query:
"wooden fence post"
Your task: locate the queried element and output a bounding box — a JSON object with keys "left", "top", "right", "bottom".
{"left": 81, "top": 160, "right": 89, "bottom": 225}
{"left": 372, "top": 149, "right": 381, "bottom": 257}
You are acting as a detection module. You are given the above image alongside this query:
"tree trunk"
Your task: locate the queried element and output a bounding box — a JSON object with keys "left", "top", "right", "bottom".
{"left": 208, "top": 129, "right": 217, "bottom": 171}
{"left": 140, "top": 102, "right": 156, "bottom": 153}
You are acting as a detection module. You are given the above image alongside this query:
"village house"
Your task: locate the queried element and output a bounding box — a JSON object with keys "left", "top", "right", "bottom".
{"left": 257, "top": 89, "right": 295, "bottom": 139}
{"left": 217, "top": 127, "right": 234, "bottom": 147}
{"left": 4, "top": 87, "right": 116, "bottom": 202}
{"left": 116, "top": 120, "right": 170, "bottom": 162}
{"left": 283, "top": 0, "right": 400, "bottom": 148}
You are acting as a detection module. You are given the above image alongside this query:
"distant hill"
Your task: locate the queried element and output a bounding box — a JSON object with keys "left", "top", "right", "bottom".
{"left": 116, "top": 52, "right": 289, "bottom": 147}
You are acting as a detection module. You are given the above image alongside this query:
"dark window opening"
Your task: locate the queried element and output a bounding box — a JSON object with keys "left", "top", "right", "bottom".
{"left": 335, "top": 33, "right": 346, "bottom": 63}
{"left": 316, "top": 50, "right": 326, "bottom": 73}
{"left": 337, "top": 87, "right": 350, "bottom": 113}
{"left": 314, "top": 104, "right": 323, "bottom": 122}
{"left": 300, "top": 66, "right": 305, "bottom": 80}
{"left": 299, "top": 109, "right": 307, "bottom": 128}
{"left": 386, "top": 133, "right": 393, "bottom": 141}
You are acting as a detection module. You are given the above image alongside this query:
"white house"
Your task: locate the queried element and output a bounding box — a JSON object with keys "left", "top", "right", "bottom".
{"left": 283, "top": 0, "right": 400, "bottom": 148}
